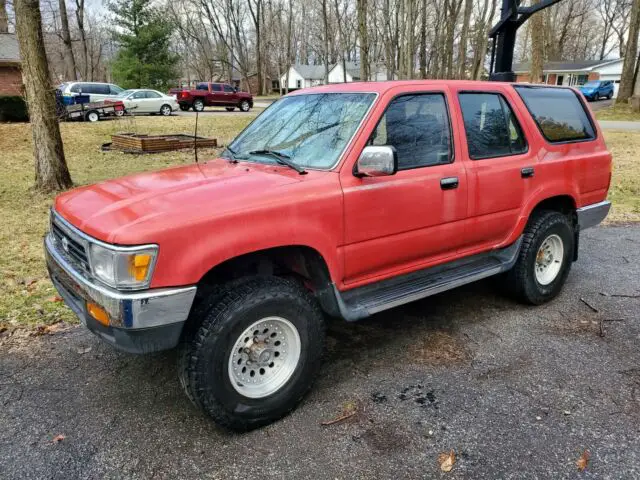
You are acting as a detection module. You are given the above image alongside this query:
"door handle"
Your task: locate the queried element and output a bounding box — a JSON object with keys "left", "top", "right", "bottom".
{"left": 521, "top": 167, "right": 535, "bottom": 178}
{"left": 440, "top": 177, "right": 459, "bottom": 190}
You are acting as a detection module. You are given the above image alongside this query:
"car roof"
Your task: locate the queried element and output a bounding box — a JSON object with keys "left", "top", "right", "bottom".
{"left": 286, "top": 79, "right": 578, "bottom": 96}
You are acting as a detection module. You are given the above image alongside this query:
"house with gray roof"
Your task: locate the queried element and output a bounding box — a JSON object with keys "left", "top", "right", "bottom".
{"left": 281, "top": 62, "right": 393, "bottom": 91}
{"left": 513, "top": 58, "right": 623, "bottom": 97}
{"left": 0, "top": 34, "right": 22, "bottom": 96}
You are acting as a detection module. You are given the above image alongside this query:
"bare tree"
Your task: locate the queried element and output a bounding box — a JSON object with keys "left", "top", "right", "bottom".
{"left": 530, "top": 0, "right": 544, "bottom": 83}
{"left": 617, "top": 0, "right": 640, "bottom": 103}
{"left": 0, "top": 0, "right": 8, "bottom": 33}
{"left": 15, "top": 0, "right": 72, "bottom": 192}
{"left": 58, "top": 0, "right": 77, "bottom": 79}
{"left": 357, "top": 0, "right": 369, "bottom": 80}
{"left": 248, "top": 0, "right": 264, "bottom": 94}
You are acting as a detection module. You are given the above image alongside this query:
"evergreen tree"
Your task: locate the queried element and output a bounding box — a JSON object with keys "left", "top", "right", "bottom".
{"left": 109, "top": 0, "right": 179, "bottom": 89}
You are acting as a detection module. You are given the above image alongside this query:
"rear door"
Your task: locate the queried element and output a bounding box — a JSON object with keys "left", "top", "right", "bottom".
{"left": 143, "top": 90, "right": 164, "bottom": 112}
{"left": 341, "top": 88, "right": 469, "bottom": 285}
{"left": 451, "top": 87, "right": 536, "bottom": 253}
{"left": 90, "top": 84, "right": 111, "bottom": 103}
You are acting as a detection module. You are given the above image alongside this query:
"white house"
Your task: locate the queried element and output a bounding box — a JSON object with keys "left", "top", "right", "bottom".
{"left": 513, "top": 58, "right": 623, "bottom": 97}
{"left": 281, "top": 62, "right": 393, "bottom": 90}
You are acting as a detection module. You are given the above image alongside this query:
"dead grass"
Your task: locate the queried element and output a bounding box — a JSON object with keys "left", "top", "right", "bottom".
{"left": 0, "top": 117, "right": 637, "bottom": 328}
{"left": 595, "top": 103, "right": 640, "bottom": 122}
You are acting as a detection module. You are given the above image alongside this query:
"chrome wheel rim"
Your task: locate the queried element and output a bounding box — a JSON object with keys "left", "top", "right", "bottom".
{"left": 241, "top": 101, "right": 249, "bottom": 111}
{"left": 228, "top": 316, "right": 301, "bottom": 399}
{"left": 194, "top": 101, "right": 203, "bottom": 111}
{"left": 535, "top": 234, "right": 564, "bottom": 285}
{"left": 161, "top": 106, "right": 171, "bottom": 115}
{"left": 88, "top": 112, "right": 98, "bottom": 122}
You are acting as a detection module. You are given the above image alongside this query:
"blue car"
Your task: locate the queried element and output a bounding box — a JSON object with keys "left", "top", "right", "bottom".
{"left": 578, "top": 80, "right": 614, "bottom": 101}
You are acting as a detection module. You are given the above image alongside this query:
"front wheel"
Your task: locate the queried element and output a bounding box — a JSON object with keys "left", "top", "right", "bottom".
{"left": 85, "top": 110, "right": 99, "bottom": 122}
{"left": 178, "top": 277, "right": 326, "bottom": 431}
{"left": 595, "top": 93, "right": 600, "bottom": 101}
{"left": 160, "top": 104, "right": 172, "bottom": 116}
{"left": 239, "top": 100, "right": 251, "bottom": 112}
{"left": 505, "top": 210, "right": 574, "bottom": 305}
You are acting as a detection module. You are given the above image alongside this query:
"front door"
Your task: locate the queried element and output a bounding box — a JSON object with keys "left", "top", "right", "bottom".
{"left": 341, "top": 90, "right": 468, "bottom": 286}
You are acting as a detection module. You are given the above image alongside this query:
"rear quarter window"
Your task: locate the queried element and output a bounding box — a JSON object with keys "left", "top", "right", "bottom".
{"left": 514, "top": 86, "right": 596, "bottom": 143}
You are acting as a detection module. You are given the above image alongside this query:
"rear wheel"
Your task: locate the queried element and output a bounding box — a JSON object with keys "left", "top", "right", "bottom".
{"left": 193, "top": 99, "right": 205, "bottom": 112}
{"left": 239, "top": 100, "right": 251, "bottom": 112}
{"left": 160, "top": 104, "right": 172, "bottom": 116}
{"left": 607, "top": 92, "right": 613, "bottom": 100}
{"left": 178, "top": 276, "right": 325, "bottom": 431}
{"left": 505, "top": 210, "right": 574, "bottom": 305}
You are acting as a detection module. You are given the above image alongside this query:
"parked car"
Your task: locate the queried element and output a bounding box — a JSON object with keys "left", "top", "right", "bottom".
{"left": 173, "top": 82, "right": 253, "bottom": 112}
{"left": 59, "top": 82, "right": 125, "bottom": 103}
{"left": 578, "top": 80, "right": 614, "bottom": 101}
{"left": 104, "top": 89, "right": 180, "bottom": 116}
{"left": 45, "top": 80, "right": 611, "bottom": 431}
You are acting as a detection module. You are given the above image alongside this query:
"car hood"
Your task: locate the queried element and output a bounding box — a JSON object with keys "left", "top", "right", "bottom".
{"left": 55, "top": 159, "right": 307, "bottom": 244}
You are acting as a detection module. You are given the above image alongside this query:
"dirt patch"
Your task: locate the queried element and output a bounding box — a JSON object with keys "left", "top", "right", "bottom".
{"left": 406, "top": 330, "right": 470, "bottom": 365}
{"left": 358, "top": 421, "right": 410, "bottom": 453}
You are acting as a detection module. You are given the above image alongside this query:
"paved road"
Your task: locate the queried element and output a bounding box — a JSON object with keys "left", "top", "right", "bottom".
{"left": 1, "top": 226, "right": 639, "bottom": 479}
{"left": 598, "top": 120, "right": 640, "bottom": 131}
{"left": 174, "top": 100, "right": 271, "bottom": 118}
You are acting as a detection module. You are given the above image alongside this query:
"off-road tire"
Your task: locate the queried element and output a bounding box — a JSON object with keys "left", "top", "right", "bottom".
{"left": 178, "top": 276, "right": 325, "bottom": 431}
{"left": 193, "top": 99, "right": 205, "bottom": 112}
{"left": 239, "top": 100, "right": 251, "bottom": 112}
{"left": 505, "top": 210, "right": 574, "bottom": 305}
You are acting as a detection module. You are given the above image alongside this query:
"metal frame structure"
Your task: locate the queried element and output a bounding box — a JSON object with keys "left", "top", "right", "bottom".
{"left": 489, "top": 0, "right": 565, "bottom": 82}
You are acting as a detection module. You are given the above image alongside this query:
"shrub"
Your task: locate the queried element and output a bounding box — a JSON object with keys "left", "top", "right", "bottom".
{"left": 0, "top": 96, "right": 28, "bottom": 122}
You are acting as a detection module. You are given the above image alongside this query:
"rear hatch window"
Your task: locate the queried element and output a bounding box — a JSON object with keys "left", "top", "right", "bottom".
{"left": 514, "top": 86, "right": 596, "bottom": 143}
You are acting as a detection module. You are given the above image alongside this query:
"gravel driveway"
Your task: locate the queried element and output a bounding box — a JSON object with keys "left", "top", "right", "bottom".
{"left": 1, "top": 226, "right": 639, "bottom": 479}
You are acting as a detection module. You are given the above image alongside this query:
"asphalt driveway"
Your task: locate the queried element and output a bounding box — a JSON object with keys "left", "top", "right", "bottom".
{"left": 1, "top": 225, "right": 639, "bottom": 479}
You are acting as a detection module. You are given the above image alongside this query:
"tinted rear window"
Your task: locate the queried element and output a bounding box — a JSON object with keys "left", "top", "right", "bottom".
{"left": 514, "top": 86, "right": 595, "bottom": 143}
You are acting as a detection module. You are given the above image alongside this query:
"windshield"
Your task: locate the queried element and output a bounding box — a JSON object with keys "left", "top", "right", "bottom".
{"left": 226, "top": 93, "right": 376, "bottom": 169}
{"left": 117, "top": 89, "right": 135, "bottom": 98}
{"left": 583, "top": 81, "right": 600, "bottom": 88}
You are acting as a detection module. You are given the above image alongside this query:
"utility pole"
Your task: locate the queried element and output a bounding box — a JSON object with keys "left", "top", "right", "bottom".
{"left": 489, "top": 0, "right": 564, "bottom": 81}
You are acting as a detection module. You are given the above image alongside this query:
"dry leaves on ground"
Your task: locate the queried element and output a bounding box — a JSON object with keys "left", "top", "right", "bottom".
{"left": 438, "top": 450, "right": 456, "bottom": 472}
{"left": 576, "top": 450, "right": 590, "bottom": 471}
{"left": 52, "top": 434, "right": 65, "bottom": 443}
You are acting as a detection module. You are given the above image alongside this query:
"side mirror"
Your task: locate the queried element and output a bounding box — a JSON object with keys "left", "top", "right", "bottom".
{"left": 355, "top": 146, "right": 398, "bottom": 177}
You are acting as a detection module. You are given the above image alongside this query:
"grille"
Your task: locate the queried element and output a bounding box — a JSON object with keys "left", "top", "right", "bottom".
{"left": 51, "top": 215, "right": 91, "bottom": 274}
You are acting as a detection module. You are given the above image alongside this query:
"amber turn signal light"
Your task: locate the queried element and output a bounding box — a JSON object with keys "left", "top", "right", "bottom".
{"left": 87, "top": 302, "right": 110, "bottom": 326}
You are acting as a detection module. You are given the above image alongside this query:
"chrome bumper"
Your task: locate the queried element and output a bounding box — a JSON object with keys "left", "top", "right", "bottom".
{"left": 44, "top": 233, "right": 196, "bottom": 353}
{"left": 576, "top": 200, "right": 611, "bottom": 230}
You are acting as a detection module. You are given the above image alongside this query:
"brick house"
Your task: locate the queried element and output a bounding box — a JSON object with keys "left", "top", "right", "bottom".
{"left": 513, "top": 59, "right": 623, "bottom": 97}
{"left": 0, "top": 34, "right": 22, "bottom": 96}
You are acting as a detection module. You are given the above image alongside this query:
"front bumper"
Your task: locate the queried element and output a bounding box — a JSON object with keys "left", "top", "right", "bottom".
{"left": 44, "top": 233, "right": 196, "bottom": 354}
{"left": 577, "top": 200, "right": 611, "bottom": 230}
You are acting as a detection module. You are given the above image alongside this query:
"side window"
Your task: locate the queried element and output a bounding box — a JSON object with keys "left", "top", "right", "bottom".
{"left": 515, "top": 86, "right": 595, "bottom": 143}
{"left": 223, "top": 84, "right": 235, "bottom": 92}
{"left": 79, "top": 83, "right": 94, "bottom": 94}
{"left": 70, "top": 83, "right": 81, "bottom": 93}
{"left": 196, "top": 83, "right": 209, "bottom": 91}
{"left": 132, "top": 91, "right": 146, "bottom": 99}
{"left": 296, "top": 79, "right": 302, "bottom": 89}
{"left": 211, "top": 84, "right": 222, "bottom": 92}
{"left": 110, "top": 85, "right": 124, "bottom": 95}
{"left": 370, "top": 93, "right": 452, "bottom": 170}
{"left": 92, "top": 84, "right": 110, "bottom": 95}
{"left": 145, "top": 91, "right": 161, "bottom": 98}
{"left": 458, "top": 93, "right": 527, "bottom": 159}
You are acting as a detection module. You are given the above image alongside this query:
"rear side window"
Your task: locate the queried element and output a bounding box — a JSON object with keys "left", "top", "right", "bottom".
{"left": 93, "top": 84, "right": 110, "bottom": 95}
{"left": 514, "top": 86, "right": 595, "bottom": 143}
{"left": 196, "top": 83, "right": 209, "bottom": 91}
{"left": 211, "top": 84, "right": 222, "bottom": 92}
{"left": 223, "top": 84, "right": 234, "bottom": 92}
{"left": 458, "top": 92, "right": 527, "bottom": 159}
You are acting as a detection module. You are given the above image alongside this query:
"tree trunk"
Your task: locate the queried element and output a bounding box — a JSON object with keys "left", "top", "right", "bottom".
{"left": 322, "top": 0, "right": 329, "bottom": 83}
{"left": 59, "top": 0, "right": 77, "bottom": 80}
{"left": 0, "top": 0, "right": 8, "bottom": 33}
{"left": 357, "top": 0, "right": 370, "bottom": 81}
{"left": 75, "top": 0, "right": 88, "bottom": 80}
{"left": 457, "top": 0, "right": 473, "bottom": 79}
{"left": 15, "top": 0, "right": 72, "bottom": 192}
{"left": 529, "top": 0, "right": 545, "bottom": 83}
{"left": 285, "top": 0, "right": 292, "bottom": 93}
{"left": 419, "top": 0, "right": 427, "bottom": 78}
{"left": 618, "top": 0, "right": 640, "bottom": 103}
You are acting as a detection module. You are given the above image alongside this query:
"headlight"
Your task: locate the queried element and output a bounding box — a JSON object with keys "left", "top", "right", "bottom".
{"left": 89, "top": 243, "right": 158, "bottom": 290}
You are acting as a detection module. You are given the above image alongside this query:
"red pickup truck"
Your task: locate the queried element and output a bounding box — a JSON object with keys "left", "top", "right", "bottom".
{"left": 45, "top": 80, "right": 611, "bottom": 431}
{"left": 173, "top": 82, "right": 254, "bottom": 112}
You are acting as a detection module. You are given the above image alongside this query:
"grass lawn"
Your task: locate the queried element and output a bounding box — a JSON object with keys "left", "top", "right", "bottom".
{"left": 0, "top": 116, "right": 638, "bottom": 329}
{"left": 594, "top": 103, "right": 640, "bottom": 121}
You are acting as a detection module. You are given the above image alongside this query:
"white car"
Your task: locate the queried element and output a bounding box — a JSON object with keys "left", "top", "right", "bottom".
{"left": 106, "top": 89, "right": 180, "bottom": 116}
{"left": 59, "top": 82, "right": 125, "bottom": 103}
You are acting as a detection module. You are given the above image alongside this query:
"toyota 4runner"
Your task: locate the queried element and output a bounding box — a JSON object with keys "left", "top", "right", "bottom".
{"left": 45, "top": 80, "right": 611, "bottom": 430}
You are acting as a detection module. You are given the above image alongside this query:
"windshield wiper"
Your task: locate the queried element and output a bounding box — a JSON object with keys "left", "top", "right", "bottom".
{"left": 248, "top": 149, "right": 307, "bottom": 175}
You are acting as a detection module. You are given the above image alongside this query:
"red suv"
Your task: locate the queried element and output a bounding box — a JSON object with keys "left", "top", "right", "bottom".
{"left": 45, "top": 80, "right": 611, "bottom": 430}
{"left": 174, "top": 82, "right": 253, "bottom": 112}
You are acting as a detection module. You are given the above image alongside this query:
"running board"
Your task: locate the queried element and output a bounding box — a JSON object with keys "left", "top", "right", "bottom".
{"left": 333, "top": 238, "right": 522, "bottom": 321}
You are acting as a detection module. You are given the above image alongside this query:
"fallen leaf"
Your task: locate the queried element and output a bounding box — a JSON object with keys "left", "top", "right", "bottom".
{"left": 438, "top": 450, "right": 456, "bottom": 472}
{"left": 52, "top": 434, "right": 65, "bottom": 443}
{"left": 47, "top": 295, "right": 63, "bottom": 303}
{"left": 576, "top": 450, "right": 590, "bottom": 471}
{"left": 31, "top": 325, "right": 50, "bottom": 336}
{"left": 76, "top": 346, "right": 92, "bottom": 354}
